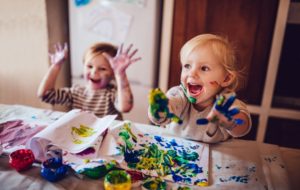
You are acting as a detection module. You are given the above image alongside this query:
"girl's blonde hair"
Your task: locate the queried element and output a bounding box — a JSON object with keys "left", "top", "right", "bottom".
{"left": 83, "top": 42, "right": 117, "bottom": 64}
{"left": 180, "top": 34, "right": 242, "bottom": 91}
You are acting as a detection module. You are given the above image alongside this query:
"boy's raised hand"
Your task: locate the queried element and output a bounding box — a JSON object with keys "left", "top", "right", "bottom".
{"left": 103, "top": 43, "right": 141, "bottom": 76}
{"left": 149, "top": 88, "right": 182, "bottom": 124}
{"left": 49, "top": 42, "right": 68, "bottom": 65}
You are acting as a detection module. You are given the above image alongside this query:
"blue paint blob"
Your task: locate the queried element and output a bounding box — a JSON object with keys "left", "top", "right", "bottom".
{"left": 183, "top": 163, "right": 203, "bottom": 174}
{"left": 196, "top": 118, "right": 209, "bottom": 125}
{"left": 74, "top": 0, "right": 91, "bottom": 7}
{"left": 123, "top": 148, "right": 141, "bottom": 164}
{"left": 235, "top": 118, "right": 244, "bottom": 125}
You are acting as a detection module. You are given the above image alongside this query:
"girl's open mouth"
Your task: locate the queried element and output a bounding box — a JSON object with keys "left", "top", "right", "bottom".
{"left": 188, "top": 83, "right": 203, "bottom": 96}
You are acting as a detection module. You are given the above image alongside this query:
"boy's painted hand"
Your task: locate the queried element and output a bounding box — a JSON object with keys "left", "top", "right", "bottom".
{"left": 149, "top": 88, "right": 182, "bottom": 124}
{"left": 49, "top": 42, "right": 68, "bottom": 65}
{"left": 103, "top": 43, "right": 141, "bottom": 76}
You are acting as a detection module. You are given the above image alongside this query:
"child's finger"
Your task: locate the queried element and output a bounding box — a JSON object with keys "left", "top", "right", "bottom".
{"left": 129, "top": 48, "right": 138, "bottom": 58}
{"left": 122, "top": 57, "right": 140, "bottom": 70}
{"left": 228, "top": 108, "right": 240, "bottom": 117}
{"left": 206, "top": 110, "right": 214, "bottom": 121}
{"left": 117, "top": 43, "right": 124, "bottom": 55}
{"left": 222, "top": 95, "right": 236, "bottom": 110}
{"left": 63, "top": 43, "right": 68, "bottom": 52}
{"left": 54, "top": 43, "right": 59, "bottom": 51}
{"left": 216, "top": 95, "right": 225, "bottom": 106}
{"left": 131, "top": 57, "right": 142, "bottom": 63}
{"left": 125, "top": 44, "right": 133, "bottom": 54}
{"left": 48, "top": 52, "right": 53, "bottom": 58}
{"left": 49, "top": 53, "right": 55, "bottom": 63}
{"left": 58, "top": 43, "right": 62, "bottom": 51}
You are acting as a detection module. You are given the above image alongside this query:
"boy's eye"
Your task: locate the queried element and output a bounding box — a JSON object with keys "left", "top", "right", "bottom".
{"left": 98, "top": 67, "right": 107, "bottom": 71}
{"left": 201, "top": 66, "right": 210, "bottom": 71}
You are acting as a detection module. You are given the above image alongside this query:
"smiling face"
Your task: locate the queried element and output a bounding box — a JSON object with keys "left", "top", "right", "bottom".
{"left": 181, "top": 45, "right": 231, "bottom": 110}
{"left": 84, "top": 54, "right": 114, "bottom": 90}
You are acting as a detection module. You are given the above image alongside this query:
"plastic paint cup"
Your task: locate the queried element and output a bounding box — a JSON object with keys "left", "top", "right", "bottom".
{"left": 104, "top": 170, "right": 131, "bottom": 190}
{"left": 9, "top": 149, "right": 35, "bottom": 171}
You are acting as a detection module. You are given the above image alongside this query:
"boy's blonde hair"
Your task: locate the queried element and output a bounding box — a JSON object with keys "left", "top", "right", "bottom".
{"left": 83, "top": 42, "right": 117, "bottom": 64}
{"left": 180, "top": 34, "right": 241, "bottom": 91}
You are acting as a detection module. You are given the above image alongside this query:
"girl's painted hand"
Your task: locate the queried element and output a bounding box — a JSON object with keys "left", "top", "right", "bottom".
{"left": 49, "top": 42, "right": 68, "bottom": 65}
{"left": 210, "top": 95, "right": 243, "bottom": 129}
{"left": 103, "top": 43, "right": 141, "bottom": 76}
{"left": 197, "top": 94, "right": 244, "bottom": 130}
{"left": 149, "top": 88, "right": 182, "bottom": 124}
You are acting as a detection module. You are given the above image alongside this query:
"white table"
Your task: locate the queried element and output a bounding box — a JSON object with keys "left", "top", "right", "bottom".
{"left": 0, "top": 104, "right": 299, "bottom": 190}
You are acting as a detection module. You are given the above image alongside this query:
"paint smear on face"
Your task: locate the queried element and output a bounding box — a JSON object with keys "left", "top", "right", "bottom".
{"left": 209, "top": 81, "right": 220, "bottom": 86}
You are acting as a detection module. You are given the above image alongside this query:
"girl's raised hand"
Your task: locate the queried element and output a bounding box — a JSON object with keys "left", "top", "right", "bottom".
{"left": 103, "top": 43, "right": 141, "bottom": 76}
{"left": 49, "top": 42, "right": 68, "bottom": 65}
{"left": 196, "top": 94, "right": 244, "bottom": 131}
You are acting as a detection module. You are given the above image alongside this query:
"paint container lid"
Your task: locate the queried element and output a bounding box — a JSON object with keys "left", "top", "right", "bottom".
{"left": 82, "top": 165, "right": 109, "bottom": 179}
{"left": 127, "top": 170, "right": 144, "bottom": 188}
{"left": 104, "top": 170, "right": 131, "bottom": 190}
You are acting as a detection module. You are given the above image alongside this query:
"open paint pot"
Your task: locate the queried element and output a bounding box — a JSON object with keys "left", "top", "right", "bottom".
{"left": 40, "top": 157, "right": 68, "bottom": 182}
{"left": 142, "top": 177, "right": 167, "bottom": 190}
{"left": 9, "top": 149, "right": 35, "bottom": 171}
{"left": 104, "top": 170, "right": 131, "bottom": 190}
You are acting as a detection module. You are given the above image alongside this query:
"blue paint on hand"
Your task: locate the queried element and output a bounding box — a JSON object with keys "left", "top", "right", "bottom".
{"left": 214, "top": 95, "right": 244, "bottom": 124}
{"left": 196, "top": 94, "right": 245, "bottom": 127}
{"left": 215, "top": 95, "right": 240, "bottom": 120}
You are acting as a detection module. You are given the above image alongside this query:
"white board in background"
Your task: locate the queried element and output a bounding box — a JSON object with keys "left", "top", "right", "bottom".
{"left": 69, "top": 0, "right": 161, "bottom": 123}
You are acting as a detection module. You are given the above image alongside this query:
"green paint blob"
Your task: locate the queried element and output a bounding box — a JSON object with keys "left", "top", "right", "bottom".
{"left": 105, "top": 170, "right": 131, "bottom": 184}
{"left": 180, "top": 84, "right": 197, "bottom": 104}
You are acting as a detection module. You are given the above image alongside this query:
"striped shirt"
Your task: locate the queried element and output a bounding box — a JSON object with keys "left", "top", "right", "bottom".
{"left": 41, "top": 84, "right": 122, "bottom": 120}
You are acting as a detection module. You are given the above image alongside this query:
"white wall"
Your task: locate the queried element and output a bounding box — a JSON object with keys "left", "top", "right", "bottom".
{"left": 0, "top": 0, "right": 50, "bottom": 108}
{"left": 0, "top": 0, "right": 70, "bottom": 111}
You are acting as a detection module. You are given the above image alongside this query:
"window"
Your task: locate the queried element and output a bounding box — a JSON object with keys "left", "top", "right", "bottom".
{"left": 248, "top": 0, "right": 300, "bottom": 148}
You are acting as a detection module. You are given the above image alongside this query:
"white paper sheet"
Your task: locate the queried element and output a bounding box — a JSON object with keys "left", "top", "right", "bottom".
{"left": 100, "top": 121, "right": 210, "bottom": 186}
{"left": 27, "top": 109, "right": 117, "bottom": 161}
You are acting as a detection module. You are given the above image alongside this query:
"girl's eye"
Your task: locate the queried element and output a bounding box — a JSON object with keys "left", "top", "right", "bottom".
{"left": 87, "top": 65, "right": 93, "bottom": 69}
{"left": 201, "top": 66, "right": 210, "bottom": 71}
{"left": 183, "top": 64, "right": 191, "bottom": 69}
